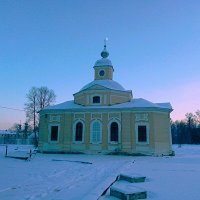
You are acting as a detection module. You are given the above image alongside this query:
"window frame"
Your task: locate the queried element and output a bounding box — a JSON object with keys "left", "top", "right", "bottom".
{"left": 90, "top": 94, "right": 102, "bottom": 105}
{"left": 92, "top": 96, "right": 101, "bottom": 104}
{"left": 99, "top": 70, "right": 105, "bottom": 77}
{"left": 73, "top": 120, "right": 85, "bottom": 143}
{"left": 138, "top": 125, "right": 147, "bottom": 142}
{"left": 135, "top": 122, "right": 149, "bottom": 145}
{"left": 90, "top": 120, "right": 102, "bottom": 144}
{"left": 48, "top": 124, "right": 60, "bottom": 143}
{"left": 108, "top": 120, "right": 121, "bottom": 144}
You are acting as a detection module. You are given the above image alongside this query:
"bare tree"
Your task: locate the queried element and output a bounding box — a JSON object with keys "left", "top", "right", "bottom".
{"left": 185, "top": 113, "right": 197, "bottom": 128}
{"left": 23, "top": 122, "right": 32, "bottom": 138}
{"left": 185, "top": 112, "right": 197, "bottom": 144}
{"left": 37, "top": 86, "right": 56, "bottom": 110}
{"left": 25, "top": 87, "right": 38, "bottom": 135}
{"left": 195, "top": 110, "right": 200, "bottom": 125}
{"left": 25, "top": 86, "right": 56, "bottom": 146}
{"left": 10, "top": 123, "right": 22, "bottom": 136}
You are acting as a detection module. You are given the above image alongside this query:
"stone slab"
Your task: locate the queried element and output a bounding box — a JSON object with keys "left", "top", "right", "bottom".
{"left": 119, "top": 173, "right": 146, "bottom": 183}
{"left": 110, "top": 181, "right": 147, "bottom": 200}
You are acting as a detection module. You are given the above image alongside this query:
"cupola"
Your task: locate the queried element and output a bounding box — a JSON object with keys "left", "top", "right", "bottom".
{"left": 93, "top": 42, "right": 114, "bottom": 80}
{"left": 73, "top": 42, "right": 133, "bottom": 106}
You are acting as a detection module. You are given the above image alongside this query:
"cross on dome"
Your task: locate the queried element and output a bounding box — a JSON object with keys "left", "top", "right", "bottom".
{"left": 101, "top": 38, "right": 109, "bottom": 58}
{"left": 104, "top": 37, "right": 108, "bottom": 47}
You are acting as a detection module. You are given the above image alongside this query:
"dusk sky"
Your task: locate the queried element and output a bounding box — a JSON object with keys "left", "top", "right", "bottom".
{"left": 0, "top": 0, "right": 200, "bottom": 129}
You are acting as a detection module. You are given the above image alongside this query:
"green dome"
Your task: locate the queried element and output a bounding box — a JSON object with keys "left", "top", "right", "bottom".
{"left": 101, "top": 45, "right": 109, "bottom": 58}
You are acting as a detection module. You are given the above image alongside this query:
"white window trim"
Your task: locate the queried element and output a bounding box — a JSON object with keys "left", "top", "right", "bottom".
{"left": 48, "top": 123, "right": 60, "bottom": 143}
{"left": 135, "top": 122, "right": 150, "bottom": 145}
{"left": 135, "top": 113, "right": 148, "bottom": 122}
{"left": 109, "top": 112, "right": 121, "bottom": 120}
{"left": 74, "top": 113, "right": 85, "bottom": 120}
{"left": 91, "top": 112, "right": 102, "bottom": 120}
{"left": 49, "top": 115, "right": 61, "bottom": 122}
{"left": 108, "top": 119, "right": 121, "bottom": 144}
{"left": 73, "top": 120, "right": 85, "bottom": 144}
{"left": 90, "top": 120, "right": 102, "bottom": 144}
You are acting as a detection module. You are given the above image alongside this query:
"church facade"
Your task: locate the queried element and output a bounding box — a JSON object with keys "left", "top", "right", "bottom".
{"left": 38, "top": 45, "right": 173, "bottom": 156}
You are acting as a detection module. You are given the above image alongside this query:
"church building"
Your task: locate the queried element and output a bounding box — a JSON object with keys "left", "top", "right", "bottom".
{"left": 38, "top": 44, "right": 173, "bottom": 156}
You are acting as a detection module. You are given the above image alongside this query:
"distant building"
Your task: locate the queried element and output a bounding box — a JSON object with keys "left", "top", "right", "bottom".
{"left": 0, "top": 130, "right": 17, "bottom": 144}
{"left": 0, "top": 130, "right": 16, "bottom": 135}
{"left": 38, "top": 44, "right": 173, "bottom": 155}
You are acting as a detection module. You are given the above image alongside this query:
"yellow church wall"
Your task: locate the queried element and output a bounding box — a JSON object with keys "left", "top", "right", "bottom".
{"left": 74, "top": 94, "right": 86, "bottom": 105}
{"left": 121, "top": 112, "right": 132, "bottom": 152}
{"left": 94, "top": 67, "right": 113, "bottom": 80}
{"left": 152, "top": 112, "right": 172, "bottom": 155}
{"left": 148, "top": 113, "right": 156, "bottom": 153}
{"left": 63, "top": 113, "right": 73, "bottom": 151}
{"left": 38, "top": 114, "right": 46, "bottom": 150}
{"left": 119, "top": 112, "right": 170, "bottom": 155}
{"left": 85, "top": 113, "right": 91, "bottom": 150}
{"left": 138, "top": 112, "right": 154, "bottom": 153}
{"left": 101, "top": 113, "right": 108, "bottom": 150}
{"left": 110, "top": 93, "right": 132, "bottom": 104}
{"left": 38, "top": 113, "right": 64, "bottom": 152}
{"left": 74, "top": 89, "right": 132, "bottom": 106}
{"left": 38, "top": 110, "right": 172, "bottom": 156}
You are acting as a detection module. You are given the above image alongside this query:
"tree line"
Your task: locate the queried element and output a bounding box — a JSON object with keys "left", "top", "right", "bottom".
{"left": 171, "top": 111, "right": 200, "bottom": 145}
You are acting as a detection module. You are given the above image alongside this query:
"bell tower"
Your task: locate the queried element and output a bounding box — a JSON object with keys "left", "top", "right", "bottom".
{"left": 93, "top": 40, "right": 114, "bottom": 80}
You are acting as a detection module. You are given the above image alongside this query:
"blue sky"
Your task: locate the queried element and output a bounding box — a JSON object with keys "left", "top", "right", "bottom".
{"left": 0, "top": 0, "right": 200, "bottom": 129}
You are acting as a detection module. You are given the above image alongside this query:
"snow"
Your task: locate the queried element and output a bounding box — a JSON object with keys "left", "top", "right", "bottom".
{"left": 79, "top": 80, "right": 126, "bottom": 92}
{"left": 155, "top": 102, "right": 172, "bottom": 109}
{"left": 111, "top": 180, "right": 146, "bottom": 194}
{"left": 94, "top": 58, "right": 113, "bottom": 67}
{"left": 43, "top": 98, "right": 172, "bottom": 112}
{"left": 0, "top": 145, "right": 200, "bottom": 200}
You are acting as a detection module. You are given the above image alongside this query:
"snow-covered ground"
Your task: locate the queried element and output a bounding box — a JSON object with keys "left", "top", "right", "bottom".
{"left": 0, "top": 145, "right": 200, "bottom": 200}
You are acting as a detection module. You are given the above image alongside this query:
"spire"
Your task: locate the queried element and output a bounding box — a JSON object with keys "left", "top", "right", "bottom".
{"left": 101, "top": 38, "right": 109, "bottom": 58}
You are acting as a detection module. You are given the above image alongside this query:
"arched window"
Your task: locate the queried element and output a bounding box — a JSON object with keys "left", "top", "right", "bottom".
{"left": 110, "top": 122, "right": 119, "bottom": 142}
{"left": 91, "top": 120, "right": 102, "bottom": 144}
{"left": 93, "top": 96, "right": 100, "bottom": 104}
{"left": 75, "top": 122, "right": 83, "bottom": 142}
